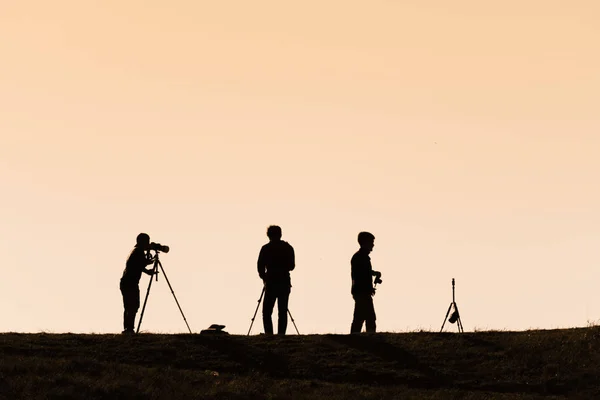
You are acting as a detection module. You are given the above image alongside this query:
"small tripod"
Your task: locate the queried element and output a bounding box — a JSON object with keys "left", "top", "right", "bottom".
{"left": 247, "top": 286, "right": 300, "bottom": 335}
{"left": 137, "top": 250, "right": 192, "bottom": 333}
{"left": 440, "top": 278, "right": 464, "bottom": 333}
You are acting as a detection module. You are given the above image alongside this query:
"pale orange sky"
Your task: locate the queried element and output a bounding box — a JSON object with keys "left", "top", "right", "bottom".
{"left": 1, "top": 1, "right": 599, "bottom": 334}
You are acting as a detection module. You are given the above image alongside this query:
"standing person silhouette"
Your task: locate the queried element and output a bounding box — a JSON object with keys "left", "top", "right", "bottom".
{"left": 350, "top": 231, "right": 382, "bottom": 333}
{"left": 119, "top": 233, "right": 157, "bottom": 334}
{"left": 257, "top": 225, "right": 295, "bottom": 335}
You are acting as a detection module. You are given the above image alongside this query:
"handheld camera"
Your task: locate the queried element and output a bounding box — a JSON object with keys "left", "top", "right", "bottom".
{"left": 374, "top": 271, "right": 382, "bottom": 285}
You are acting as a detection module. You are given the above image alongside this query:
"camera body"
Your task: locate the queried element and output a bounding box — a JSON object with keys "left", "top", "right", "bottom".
{"left": 373, "top": 271, "right": 382, "bottom": 285}
{"left": 149, "top": 242, "right": 170, "bottom": 253}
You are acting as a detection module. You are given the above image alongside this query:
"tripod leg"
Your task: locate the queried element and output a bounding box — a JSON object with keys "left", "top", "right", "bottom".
{"left": 247, "top": 286, "right": 265, "bottom": 336}
{"left": 440, "top": 303, "right": 453, "bottom": 333}
{"left": 136, "top": 259, "right": 158, "bottom": 333}
{"left": 158, "top": 261, "right": 192, "bottom": 333}
{"left": 454, "top": 304, "right": 464, "bottom": 333}
{"left": 287, "top": 309, "right": 300, "bottom": 335}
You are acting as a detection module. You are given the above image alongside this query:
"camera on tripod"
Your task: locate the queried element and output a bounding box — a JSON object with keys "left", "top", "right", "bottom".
{"left": 137, "top": 238, "right": 191, "bottom": 334}
{"left": 149, "top": 242, "right": 170, "bottom": 253}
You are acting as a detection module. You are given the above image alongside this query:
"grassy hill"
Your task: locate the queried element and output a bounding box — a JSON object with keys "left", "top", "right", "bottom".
{"left": 1, "top": 328, "right": 600, "bottom": 399}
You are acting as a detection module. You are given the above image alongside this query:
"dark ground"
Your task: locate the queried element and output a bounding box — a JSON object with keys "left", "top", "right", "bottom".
{"left": 1, "top": 328, "right": 600, "bottom": 399}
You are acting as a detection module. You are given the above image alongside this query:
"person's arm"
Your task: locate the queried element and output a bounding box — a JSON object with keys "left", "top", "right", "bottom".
{"left": 257, "top": 246, "right": 267, "bottom": 281}
{"left": 133, "top": 250, "right": 156, "bottom": 275}
{"left": 288, "top": 245, "right": 295, "bottom": 272}
{"left": 370, "top": 258, "right": 381, "bottom": 289}
{"left": 351, "top": 254, "right": 367, "bottom": 291}
{"left": 351, "top": 257, "right": 359, "bottom": 282}
{"left": 352, "top": 253, "right": 376, "bottom": 294}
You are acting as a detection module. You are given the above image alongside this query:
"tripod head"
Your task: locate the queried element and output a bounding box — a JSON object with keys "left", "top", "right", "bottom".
{"left": 148, "top": 249, "right": 160, "bottom": 258}
{"left": 145, "top": 250, "right": 162, "bottom": 281}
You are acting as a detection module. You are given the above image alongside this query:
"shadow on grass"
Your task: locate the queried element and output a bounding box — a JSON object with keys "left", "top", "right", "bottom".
{"left": 327, "top": 334, "right": 448, "bottom": 388}
{"left": 203, "top": 336, "right": 290, "bottom": 378}
{"left": 327, "top": 334, "right": 572, "bottom": 396}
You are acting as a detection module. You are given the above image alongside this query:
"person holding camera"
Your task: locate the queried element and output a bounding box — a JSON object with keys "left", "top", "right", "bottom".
{"left": 257, "top": 225, "right": 295, "bottom": 335}
{"left": 350, "top": 231, "right": 382, "bottom": 334}
{"left": 119, "top": 233, "right": 157, "bottom": 334}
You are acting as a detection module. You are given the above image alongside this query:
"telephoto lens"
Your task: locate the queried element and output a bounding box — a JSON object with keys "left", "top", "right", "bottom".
{"left": 150, "top": 242, "right": 170, "bottom": 253}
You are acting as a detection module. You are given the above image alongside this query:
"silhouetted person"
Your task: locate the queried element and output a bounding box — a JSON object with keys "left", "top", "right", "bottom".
{"left": 350, "top": 231, "right": 382, "bottom": 333}
{"left": 119, "top": 233, "right": 156, "bottom": 334}
{"left": 257, "top": 225, "right": 295, "bottom": 335}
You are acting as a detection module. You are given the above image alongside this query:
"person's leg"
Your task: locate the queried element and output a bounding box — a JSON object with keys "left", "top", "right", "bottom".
{"left": 123, "top": 286, "right": 140, "bottom": 332}
{"left": 125, "top": 307, "right": 135, "bottom": 332}
{"left": 131, "top": 286, "right": 140, "bottom": 330}
{"left": 365, "top": 296, "right": 377, "bottom": 333}
{"left": 350, "top": 294, "right": 367, "bottom": 333}
{"left": 277, "top": 286, "right": 290, "bottom": 335}
{"left": 262, "top": 285, "right": 276, "bottom": 335}
{"left": 121, "top": 286, "right": 136, "bottom": 332}
{"left": 120, "top": 284, "right": 128, "bottom": 332}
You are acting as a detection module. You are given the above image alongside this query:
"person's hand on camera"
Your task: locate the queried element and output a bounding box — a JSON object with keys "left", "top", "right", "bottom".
{"left": 145, "top": 253, "right": 155, "bottom": 265}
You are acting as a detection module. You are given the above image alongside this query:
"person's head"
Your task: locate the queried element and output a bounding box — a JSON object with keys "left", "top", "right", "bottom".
{"left": 136, "top": 233, "right": 150, "bottom": 249}
{"left": 357, "top": 231, "right": 375, "bottom": 253}
{"left": 266, "top": 225, "right": 282, "bottom": 241}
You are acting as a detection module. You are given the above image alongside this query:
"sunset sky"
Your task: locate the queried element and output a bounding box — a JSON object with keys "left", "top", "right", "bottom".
{"left": 1, "top": 1, "right": 599, "bottom": 334}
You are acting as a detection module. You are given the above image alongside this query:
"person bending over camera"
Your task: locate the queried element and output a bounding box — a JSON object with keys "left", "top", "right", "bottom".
{"left": 350, "top": 231, "right": 382, "bottom": 334}
{"left": 257, "top": 225, "right": 296, "bottom": 335}
{"left": 119, "top": 233, "right": 157, "bottom": 334}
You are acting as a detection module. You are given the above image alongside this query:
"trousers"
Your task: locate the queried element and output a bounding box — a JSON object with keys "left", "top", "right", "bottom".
{"left": 262, "top": 284, "right": 291, "bottom": 335}
{"left": 120, "top": 282, "right": 140, "bottom": 332}
{"left": 350, "top": 293, "right": 376, "bottom": 333}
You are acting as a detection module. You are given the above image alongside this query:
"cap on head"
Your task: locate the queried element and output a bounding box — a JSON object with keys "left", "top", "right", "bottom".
{"left": 358, "top": 231, "right": 375, "bottom": 246}
{"left": 136, "top": 233, "right": 150, "bottom": 246}
{"left": 266, "top": 225, "right": 282, "bottom": 240}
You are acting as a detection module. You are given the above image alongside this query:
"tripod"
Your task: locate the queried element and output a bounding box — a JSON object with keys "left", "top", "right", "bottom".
{"left": 440, "top": 278, "right": 464, "bottom": 333}
{"left": 136, "top": 251, "right": 192, "bottom": 333}
{"left": 247, "top": 286, "right": 300, "bottom": 335}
